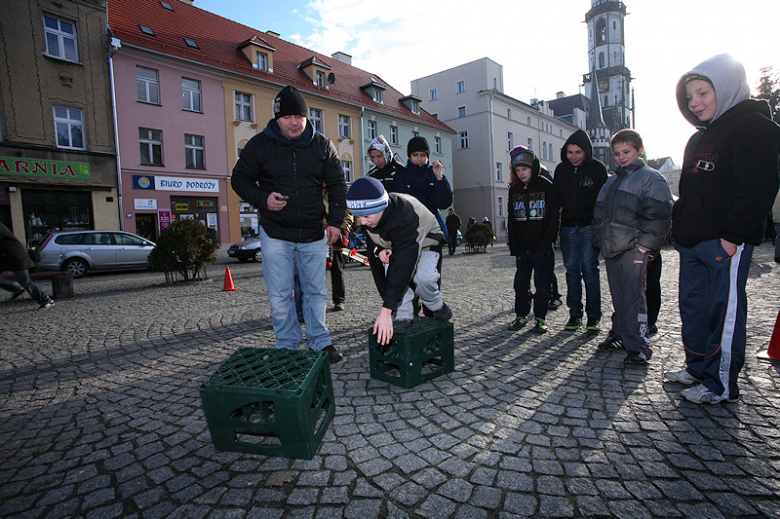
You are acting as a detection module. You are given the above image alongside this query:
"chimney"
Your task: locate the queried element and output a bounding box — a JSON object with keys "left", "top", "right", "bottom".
{"left": 556, "top": 91, "right": 565, "bottom": 99}
{"left": 331, "top": 51, "right": 352, "bottom": 65}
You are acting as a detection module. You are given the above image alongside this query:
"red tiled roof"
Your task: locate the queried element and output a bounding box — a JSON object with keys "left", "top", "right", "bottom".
{"left": 106, "top": 0, "right": 452, "bottom": 133}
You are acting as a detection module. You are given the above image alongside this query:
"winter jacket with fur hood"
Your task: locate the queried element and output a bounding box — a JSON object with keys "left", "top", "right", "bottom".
{"left": 367, "top": 135, "right": 405, "bottom": 193}
{"left": 673, "top": 53, "right": 780, "bottom": 248}
{"left": 592, "top": 159, "right": 672, "bottom": 259}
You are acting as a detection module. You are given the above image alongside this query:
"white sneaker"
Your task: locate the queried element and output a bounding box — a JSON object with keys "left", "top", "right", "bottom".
{"left": 680, "top": 384, "right": 739, "bottom": 404}
{"left": 664, "top": 368, "right": 700, "bottom": 385}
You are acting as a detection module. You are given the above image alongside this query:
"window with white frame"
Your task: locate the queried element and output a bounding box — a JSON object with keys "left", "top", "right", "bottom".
{"left": 235, "top": 92, "right": 252, "bottom": 121}
{"left": 507, "top": 108, "right": 512, "bottom": 119}
{"left": 507, "top": 132, "right": 514, "bottom": 151}
{"left": 368, "top": 121, "right": 377, "bottom": 140}
{"left": 184, "top": 134, "right": 204, "bottom": 169}
{"left": 316, "top": 71, "right": 325, "bottom": 87}
{"left": 434, "top": 136, "right": 442, "bottom": 154}
{"left": 549, "top": 143, "right": 554, "bottom": 159}
{"left": 341, "top": 161, "right": 353, "bottom": 183}
{"left": 338, "top": 115, "right": 350, "bottom": 139}
{"left": 136, "top": 67, "right": 160, "bottom": 104}
{"left": 496, "top": 162, "right": 503, "bottom": 182}
{"left": 456, "top": 80, "right": 465, "bottom": 93}
{"left": 430, "top": 89, "right": 438, "bottom": 101}
{"left": 255, "top": 52, "right": 268, "bottom": 71}
{"left": 527, "top": 138, "right": 533, "bottom": 150}
{"left": 139, "top": 128, "right": 163, "bottom": 165}
{"left": 457, "top": 106, "right": 466, "bottom": 118}
{"left": 43, "top": 15, "right": 78, "bottom": 62}
{"left": 182, "top": 78, "right": 202, "bottom": 112}
{"left": 542, "top": 141, "right": 547, "bottom": 160}
{"left": 390, "top": 125, "right": 398, "bottom": 145}
{"left": 498, "top": 196, "right": 505, "bottom": 217}
{"left": 373, "top": 89, "right": 383, "bottom": 104}
{"left": 527, "top": 116, "right": 532, "bottom": 126}
{"left": 53, "top": 106, "right": 84, "bottom": 150}
{"left": 309, "top": 108, "right": 323, "bottom": 133}
{"left": 458, "top": 131, "right": 469, "bottom": 150}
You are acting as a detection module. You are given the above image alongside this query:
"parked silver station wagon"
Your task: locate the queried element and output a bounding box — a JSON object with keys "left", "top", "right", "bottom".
{"left": 34, "top": 230, "right": 156, "bottom": 278}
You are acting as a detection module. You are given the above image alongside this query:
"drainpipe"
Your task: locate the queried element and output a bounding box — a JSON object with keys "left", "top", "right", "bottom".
{"left": 488, "top": 91, "right": 496, "bottom": 229}
{"left": 359, "top": 106, "right": 365, "bottom": 181}
{"left": 109, "top": 36, "right": 124, "bottom": 230}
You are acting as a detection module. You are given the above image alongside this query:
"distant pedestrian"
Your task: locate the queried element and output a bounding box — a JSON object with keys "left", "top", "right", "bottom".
{"left": 445, "top": 208, "right": 461, "bottom": 255}
{"left": 0, "top": 223, "right": 54, "bottom": 309}
{"left": 666, "top": 54, "right": 780, "bottom": 403}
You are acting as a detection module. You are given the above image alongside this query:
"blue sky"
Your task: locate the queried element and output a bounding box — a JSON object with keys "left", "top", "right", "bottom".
{"left": 195, "top": 0, "right": 779, "bottom": 165}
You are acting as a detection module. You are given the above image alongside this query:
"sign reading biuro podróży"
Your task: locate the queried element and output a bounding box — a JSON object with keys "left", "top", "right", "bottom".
{"left": 0, "top": 156, "right": 90, "bottom": 179}
{"left": 133, "top": 175, "right": 219, "bottom": 193}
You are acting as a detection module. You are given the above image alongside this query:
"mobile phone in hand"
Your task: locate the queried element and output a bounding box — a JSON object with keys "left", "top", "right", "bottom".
{"left": 277, "top": 195, "right": 289, "bottom": 201}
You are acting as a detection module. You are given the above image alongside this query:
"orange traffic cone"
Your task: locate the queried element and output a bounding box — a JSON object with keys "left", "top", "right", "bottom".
{"left": 757, "top": 308, "right": 780, "bottom": 362}
{"left": 222, "top": 266, "right": 237, "bottom": 292}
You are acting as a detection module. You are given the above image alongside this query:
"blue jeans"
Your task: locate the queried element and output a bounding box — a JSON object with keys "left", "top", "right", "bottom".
{"left": 259, "top": 228, "right": 331, "bottom": 351}
{"left": 0, "top": 269, "right": 51, "bottom": 305}
{"left": 559, "top": 225, "right": 601, "bottom": 320}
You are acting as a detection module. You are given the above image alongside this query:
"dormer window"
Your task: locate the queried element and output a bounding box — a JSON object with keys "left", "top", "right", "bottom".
{"left": 316, "top": 71, "right": 325, "bottom": 87}
{"left": 238, "top": 37, "right": 275, "bottom": 73}
{"left": 399, "top": 94, "right": 422, "bottom": 115}
{"left": 298, "top": 57, "right": 331, "bottom": 87}
{"left": 360, "top": 79, "right": 386, "bottom": 105}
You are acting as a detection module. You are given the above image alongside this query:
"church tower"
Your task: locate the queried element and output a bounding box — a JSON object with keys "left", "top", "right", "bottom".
{"left": 585, "top": 0, "right": 632, "bottom": 134}
{"left": 587, "top": 63, "right": 614, "bottom": 171}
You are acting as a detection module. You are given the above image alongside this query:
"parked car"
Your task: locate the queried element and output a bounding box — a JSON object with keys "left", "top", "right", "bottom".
{"left": 227, "top": 238, "right": 262, "bottom": 262}
{"left": 34, "top": 230, "right": 156, "bottom": 278}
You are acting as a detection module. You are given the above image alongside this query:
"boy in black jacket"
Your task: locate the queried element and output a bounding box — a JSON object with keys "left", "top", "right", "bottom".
{"left": 507, "top": 147, "right": 559, "bottom": 333}
{"left": 346, "top": 177, "right": 452, "bottom": 346}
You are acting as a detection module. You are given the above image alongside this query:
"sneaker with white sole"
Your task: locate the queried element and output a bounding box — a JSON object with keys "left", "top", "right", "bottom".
{"left": 664, "top": 368, "right": 700, "bottom": 385}
{"left": 508, "top": 315, "right": 528, "bottom": 331}
{"left": 680, "top": 384, "right": 739, "bottom": 404}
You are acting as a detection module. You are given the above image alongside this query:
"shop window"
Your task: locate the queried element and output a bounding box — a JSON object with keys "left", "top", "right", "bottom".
{"left": 23, "top": 189, "right": 92, "bottom": 244}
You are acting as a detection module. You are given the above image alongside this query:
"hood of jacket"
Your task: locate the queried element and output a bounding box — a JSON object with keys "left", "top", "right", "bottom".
{"left": 262, "top": 118, "right": 315, "bottom": 147}
{"left": 676, "top": 53, "right": 751, "bottom": 128}
{"left": 560, "top": 129, "right": 593, "bottom": 164}
{"left": 368, "top": 135, "right": 393, "bottom": 165}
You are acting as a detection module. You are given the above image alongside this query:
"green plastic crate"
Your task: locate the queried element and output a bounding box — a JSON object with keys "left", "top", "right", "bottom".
{"left": 369, "top": 317, "right": 454, "bottom": 389}
{"left": 199, "top": 348, "right": 334, "bottom": 459}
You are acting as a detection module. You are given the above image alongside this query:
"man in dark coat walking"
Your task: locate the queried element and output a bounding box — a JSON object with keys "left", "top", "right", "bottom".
{"left": 0, "top": 223, "right": 54, "bottom": 308}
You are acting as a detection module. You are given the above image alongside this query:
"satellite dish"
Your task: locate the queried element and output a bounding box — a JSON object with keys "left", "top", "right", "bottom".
{"left": 328, "top": 73, "right": 336, "bottom": 84}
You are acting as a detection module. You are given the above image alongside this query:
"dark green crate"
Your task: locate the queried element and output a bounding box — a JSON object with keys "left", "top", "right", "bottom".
{"left": 199, "top": 348, "right": 334, "bottom": 459}
{"left": 369, "top": 317, "right": 454, "bottom": 389}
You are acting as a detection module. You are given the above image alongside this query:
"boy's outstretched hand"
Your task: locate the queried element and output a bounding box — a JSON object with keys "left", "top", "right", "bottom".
{"left": 373, "top": 307, "right": 394, "bottom": 345}
{"left": 432, "top": 160, "right": 444, "bottom": 180}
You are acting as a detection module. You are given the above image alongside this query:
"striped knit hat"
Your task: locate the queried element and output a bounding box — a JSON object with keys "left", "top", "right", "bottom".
{"left": 346, "top": 177, "right": 389, "bottom": 216}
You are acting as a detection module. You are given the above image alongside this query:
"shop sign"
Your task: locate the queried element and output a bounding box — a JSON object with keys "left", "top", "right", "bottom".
{"left": 0, "top": 156, "right": 90, "bottom": 179}
{"left": 133, "top": 175, "right": 219, "bottom": 193}
{"left": 158, "top": 209, "right": 172, "bottom": 231}
{"left": 134, "top": 199, "right": 157, "bottom": 210}
{"left": 207, "top": 212, "right": 218, "bottom": 230}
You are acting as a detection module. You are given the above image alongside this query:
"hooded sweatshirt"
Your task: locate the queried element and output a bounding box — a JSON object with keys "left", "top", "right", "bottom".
{"left": 553, "top": 129, "right": 608, "bottom": 227}
{"left": 507, "top": 151, "right": 559, "bottom": 254}
{"left": 367, "top": 135, "right": 405, "bottom": 194}
{"left": 672, "top": 54, "right": 780, "bottom": 248}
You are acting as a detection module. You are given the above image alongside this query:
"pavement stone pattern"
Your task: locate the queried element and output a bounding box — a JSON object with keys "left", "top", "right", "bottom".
{"left": 1, "top": 243, "right": 779, "bottom": 518}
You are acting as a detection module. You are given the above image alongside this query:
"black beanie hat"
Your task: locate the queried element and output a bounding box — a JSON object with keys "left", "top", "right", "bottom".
{"left": 407, "top": 136, "right": 430, "bottom": 158}
{"left": 273, "top": 86, "right": 308, "bottom": 119}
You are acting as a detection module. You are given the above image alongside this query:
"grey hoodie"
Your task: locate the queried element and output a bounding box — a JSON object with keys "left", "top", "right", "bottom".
{"left": 675, "top": 53, "right": 750, "bottom": 127}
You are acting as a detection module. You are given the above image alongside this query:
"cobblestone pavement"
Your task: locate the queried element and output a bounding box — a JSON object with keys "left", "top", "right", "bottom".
{"left": 1, "top": 243, "right": 779, "bottom": 519}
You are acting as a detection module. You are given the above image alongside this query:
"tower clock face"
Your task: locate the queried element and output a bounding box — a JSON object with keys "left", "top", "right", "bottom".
{"left": 598, "top": 79, "right": 609, "bottom": 93}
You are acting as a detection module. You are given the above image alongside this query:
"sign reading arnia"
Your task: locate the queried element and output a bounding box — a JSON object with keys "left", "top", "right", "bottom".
{"left": 0, "top": 156, "right": 90, "bottom": 179}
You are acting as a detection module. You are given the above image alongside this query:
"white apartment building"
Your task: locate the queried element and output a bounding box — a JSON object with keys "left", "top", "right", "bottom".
{"left": 412, "top": 58, "right": 582, "bottom": 234}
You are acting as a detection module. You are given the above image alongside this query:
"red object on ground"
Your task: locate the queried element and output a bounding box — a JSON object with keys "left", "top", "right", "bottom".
{"left": 223, "top": 267, "right": 237, "bottom": 292}
{"left": 757, "top": 308, "right": 780, "bottom": 361}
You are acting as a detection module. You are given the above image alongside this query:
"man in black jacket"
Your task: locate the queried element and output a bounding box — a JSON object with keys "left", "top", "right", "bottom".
{"left": 231, "top": 86, "right": 347, "bottom": 363}
{"left": 0, "top": 223, "right": 54, "bottom": 309}
{"left": 553, "top": 129, "right": 607, "bottom": 334}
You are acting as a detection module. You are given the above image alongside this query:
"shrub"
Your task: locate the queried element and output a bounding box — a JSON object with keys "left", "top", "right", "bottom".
{"left": 464, "top": 223, "right": 494, "bottom": 250}
{"left": 147, "top": 218, "right": 219, "bottom": 282}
